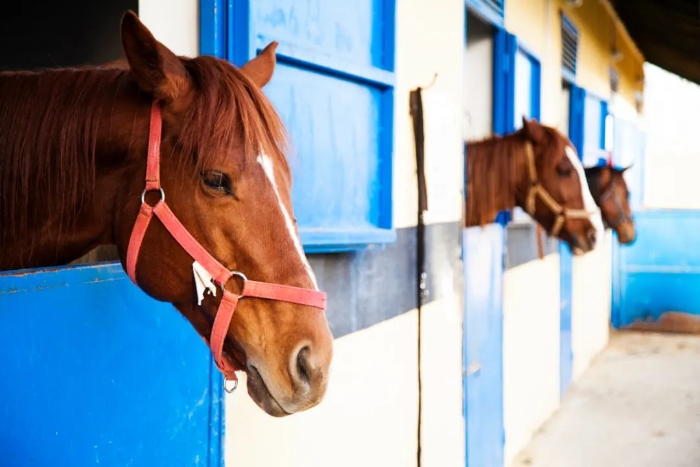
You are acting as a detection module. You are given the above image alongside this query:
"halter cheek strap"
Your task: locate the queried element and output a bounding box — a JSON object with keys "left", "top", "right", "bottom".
{"left": 126, "top": 102, "right": 327, "bottom": 392}
{"left": 523, "top": 142, "right": 592, "bottom": 237}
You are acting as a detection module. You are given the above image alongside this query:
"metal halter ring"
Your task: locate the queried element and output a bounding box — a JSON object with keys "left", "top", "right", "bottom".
{"left": 218, "top": 271, "right": 248, "bottom": 294}
{"left": 140, "top": 187, "right": 165, "bottom": 204}
{"left": 224, "top": 377, "right": 239, "bottom": 393}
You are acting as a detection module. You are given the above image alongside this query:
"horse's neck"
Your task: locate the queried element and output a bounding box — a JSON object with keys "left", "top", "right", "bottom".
{"left": 0, "top": 70, "right": 143, "bottom": 271}
{"left": 465, "top": 138, "right": 527, "bottom": 227}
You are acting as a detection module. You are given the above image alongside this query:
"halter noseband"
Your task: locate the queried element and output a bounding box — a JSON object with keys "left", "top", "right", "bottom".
{"left": 126, "top": 102, "right": 327, "bottom": 392}
{"left": 523, "top": 142, "right": 592, "bottom": 237}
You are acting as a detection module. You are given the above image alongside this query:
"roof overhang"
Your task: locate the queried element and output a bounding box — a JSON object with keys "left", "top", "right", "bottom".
{"left": 610, "top": 0, "right": 700, "bottom": 84}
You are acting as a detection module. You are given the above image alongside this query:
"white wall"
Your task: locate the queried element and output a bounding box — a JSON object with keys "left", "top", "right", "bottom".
{"left": 138, "top": 0, "right": 199, "bottom": 57}
{"left": 571, "top": 231, "right": 612, "bottom": 381}
{"left": 464, "top": 13, "right": 494, "bottom": 141}
{"left": 226, "top": 311, "right": 420, "bottom": 466}
{"left": 642, "top": 62, "right": 700, "bottom": 209}
{"left": 502, "top": 255, "right": 561, "bottom": 466}
{"left": 419, "top": 296, "right": 466, "bottom": 467}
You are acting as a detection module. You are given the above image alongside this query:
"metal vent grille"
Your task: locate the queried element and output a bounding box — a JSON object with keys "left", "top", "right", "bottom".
{"left": 561, "top": 15, "right": 578, "bottom": 76}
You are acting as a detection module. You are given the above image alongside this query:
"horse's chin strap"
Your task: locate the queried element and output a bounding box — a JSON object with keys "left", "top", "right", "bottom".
{"left": 522, "top": 142, "right": 591, "bottom": 238}
{"left": 124, "top": 102, "right": 327, "bottom": 393}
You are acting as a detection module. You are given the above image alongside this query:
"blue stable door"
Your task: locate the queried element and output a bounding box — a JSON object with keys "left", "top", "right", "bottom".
{"left": 463, "top": 224, "right": 506, "bottom": 467}
{"left": 0, "top": 263, "right": 223, "bottom": 467}
{"left": 559, "top": 83, "right": 585, "bottom": 396}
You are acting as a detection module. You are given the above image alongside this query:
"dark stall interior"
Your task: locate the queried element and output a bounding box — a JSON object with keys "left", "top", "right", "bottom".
{"left": 1, "top": 0, "right": 137, "bottom": 263}
{"left": 0, "top": 0, "right": 137, "bottom": 70}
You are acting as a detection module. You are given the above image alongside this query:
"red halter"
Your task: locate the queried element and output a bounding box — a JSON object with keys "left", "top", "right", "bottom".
{"left": 126, "top": 102, "right": 327, "bottom": 392}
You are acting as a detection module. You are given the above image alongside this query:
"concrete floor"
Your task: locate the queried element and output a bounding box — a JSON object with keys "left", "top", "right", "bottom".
{"left": 511, "top": 331, "right": 700, "bottom": 467}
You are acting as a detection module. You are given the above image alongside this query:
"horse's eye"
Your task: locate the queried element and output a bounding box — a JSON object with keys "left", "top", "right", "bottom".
{"left": 201, "top": 171, "right": 233, "bottom": 195}
{"left": 556, "top": 166, "right": 572, "bottom": 177}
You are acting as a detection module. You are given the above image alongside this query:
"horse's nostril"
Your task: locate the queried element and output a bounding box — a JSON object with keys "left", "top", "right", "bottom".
{"left": 587, "top": 229, "right": 597, "bottom": 246}
{"left": 295, "top": 346, "right": 312, "bottom": 385}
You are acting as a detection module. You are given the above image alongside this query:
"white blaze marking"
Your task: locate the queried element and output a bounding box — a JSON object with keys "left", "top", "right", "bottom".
{"left": 565, "top": 145, "right": 605, "bottom": 237}
{"left": 257, "top": 154, "right": 318, "bottom": 289}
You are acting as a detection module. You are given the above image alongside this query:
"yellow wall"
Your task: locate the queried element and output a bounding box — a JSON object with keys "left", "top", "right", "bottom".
{"left": 505, "top": 0, "right": 644, "bottom": 127}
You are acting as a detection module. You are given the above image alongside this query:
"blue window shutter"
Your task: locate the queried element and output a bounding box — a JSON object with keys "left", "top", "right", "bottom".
{"left": 504, "top": 32, "right": 517, "bottom": 134}
{"left": 600, "top": 100, "right": 609, "bottom": 151}
{"left": 531, "top": 60, "right": 542, "bottom": 121}
{"left": 200, "top": 0, "right": 397, "bottom": 253}
{"left": 568, "top": 85, "right": 586, "bottom": 159}
{"left": 493, "top": 29, "right": 517, "bottom": 225}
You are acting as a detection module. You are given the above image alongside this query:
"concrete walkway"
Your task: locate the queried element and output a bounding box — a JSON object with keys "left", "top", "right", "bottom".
{"left": 511, "top": 331, "right": 700, "bottom": 467}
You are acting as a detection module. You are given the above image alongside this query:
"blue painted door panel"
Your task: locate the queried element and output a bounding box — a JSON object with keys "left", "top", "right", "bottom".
{"left": 558, "top": 82, "right": 585, "bottom": 397}
{"left": 463, "top": 224, "right": 505, "bottom": 467}
{"left": 250, "top": 0, "right": 377, "bottom": 68}
{"left": 237, "top": 0, "right": 396, "bottom": 250}
{"left": 558, "top": 243, "right": 573, "bottom": 396}
{"left": 613, "top": 210, "right": 700, "bottom": 327}
{"left": 0, "top": 263, "right": 223, "bottom": 467}
{"left": 263, "top": 64, "right": 381, "bottom": 230}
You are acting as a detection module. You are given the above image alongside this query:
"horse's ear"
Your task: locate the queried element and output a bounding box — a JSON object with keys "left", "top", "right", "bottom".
{"left": 120, "top": 11, "right": 192, "bottom": 103}
{"left": 240, "top": 42, "right": 278, "bottom": 88}
{"left": 522, "top": 117, "right": 547, "bottom": 144}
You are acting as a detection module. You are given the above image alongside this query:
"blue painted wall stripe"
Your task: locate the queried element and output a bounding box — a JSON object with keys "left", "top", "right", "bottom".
{"left": 614, "top": 210, "right": 700, "bottom": 327}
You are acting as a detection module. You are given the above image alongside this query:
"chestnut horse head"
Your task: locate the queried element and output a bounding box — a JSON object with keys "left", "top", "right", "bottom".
{"left": 0, "top": 11, "right": 333, "bottom": 417}
{"left": 585, "top": 165, "right": 636, "bottom": 244}
{"left": 466, "top": 117, "right": 603, "bottom": 254}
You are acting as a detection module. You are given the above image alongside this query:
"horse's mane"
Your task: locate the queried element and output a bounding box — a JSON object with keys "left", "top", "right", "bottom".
{"left": 0, "top": 56, "right": 288, "bottom": 252}
{"left": 180, "top": 56, "right": 288, "bottom": 173}
{"left": 466, "top": 133, "right": 526, "bottom": 225}
{"left": 0, "top": 66, "right": 127, "bottom": 250}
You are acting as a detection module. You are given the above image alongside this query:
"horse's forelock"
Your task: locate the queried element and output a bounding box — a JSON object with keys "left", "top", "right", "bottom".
{"left": 180, "top": 57, "right": 289, "bottom": 174}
